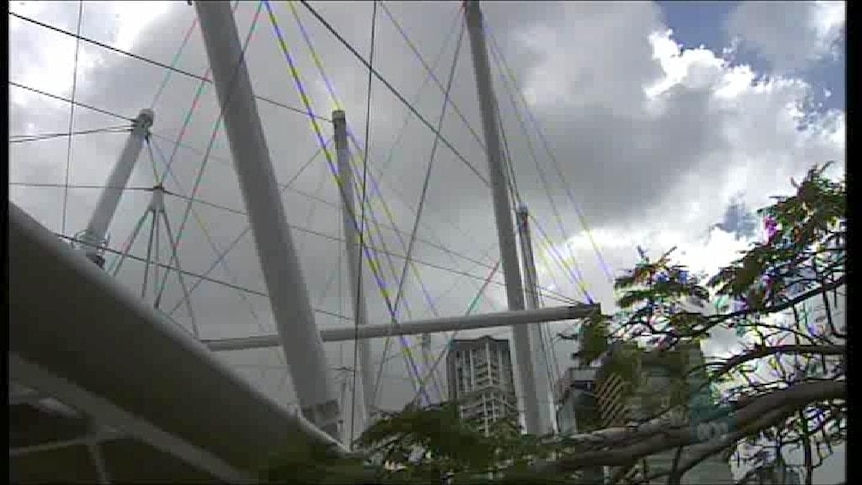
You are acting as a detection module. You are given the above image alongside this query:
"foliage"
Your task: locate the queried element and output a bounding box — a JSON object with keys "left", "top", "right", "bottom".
{"left": 261, "top": 164, "right": 845, "bottom": 485}
{"left": 560, "top": 163, "right": 845, "bottom": 483}
{"left": 260, "top": 436, "right": 374, "bottom": 484}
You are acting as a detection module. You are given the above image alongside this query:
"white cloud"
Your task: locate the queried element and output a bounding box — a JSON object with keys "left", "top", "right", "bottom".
{"left": 103, "top": 1, "right": 173, "bottom": 52}
{"left": 725, "top": 1, "right": 845, "bottom": 72}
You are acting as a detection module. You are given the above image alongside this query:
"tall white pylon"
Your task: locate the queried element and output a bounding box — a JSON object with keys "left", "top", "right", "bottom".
{"left": 333, "top": 110, "right": 375, "bottom": 433}
{"left": 517, "top": 203, "right": 555, "bottom": 435}
{"left": 464, "top": 0, "right": 543, "bottom": 435}
{"left": 195, "top": 1, "right": 340, "bottom": 439}
{"left": 77, "top": 109, "right": 153, "bottom": 268}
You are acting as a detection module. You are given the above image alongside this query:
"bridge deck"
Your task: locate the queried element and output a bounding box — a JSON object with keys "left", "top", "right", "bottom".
{"left": 9, "top": 203, "right": 346, "bottom": 483}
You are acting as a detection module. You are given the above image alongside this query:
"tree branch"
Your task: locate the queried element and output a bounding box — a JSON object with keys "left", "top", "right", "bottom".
{"left": 683, "top": 276, "right": 848, "bottom": 341}
{"left": 708, "top": 344, "right": 844, "bottom": 380}
{"left": 550, "top": 381, "right": 844, "bottom": 472}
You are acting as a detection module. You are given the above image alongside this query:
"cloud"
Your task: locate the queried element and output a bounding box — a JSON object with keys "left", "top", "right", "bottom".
{"left": 8, "top": 0, "right": 845, "bottom": 447}
{"left": 725, "top": 1, "right": 845, "bottom": 73}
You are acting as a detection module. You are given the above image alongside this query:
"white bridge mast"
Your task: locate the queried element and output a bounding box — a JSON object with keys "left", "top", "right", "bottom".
{"left": 195, "top": 2, "right": 340, "bottom": 438}
{"left": 517, "top": 203, "right": 555, "bottom": 434}
{"left": 464, "top": 0, "right": 543, "bottom": 435}
{"left": 334, "top": 110, "right": 376, "bottom": 430}
{"left": 77, "top": 109, "right": 153, "bottom": 267}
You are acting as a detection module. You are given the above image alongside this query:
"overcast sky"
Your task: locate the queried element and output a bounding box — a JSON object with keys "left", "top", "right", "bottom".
{"left": 9, "top": 0, "right": 845, "bottom": 480}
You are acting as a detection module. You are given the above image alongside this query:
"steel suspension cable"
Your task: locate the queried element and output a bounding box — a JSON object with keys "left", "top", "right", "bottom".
{"left": 379, "top": 0, "right": 487, "bottom": 154}
{"left": 152, "top": 181, "right": 580, "bottom": 316}
{"left": 348, "top": 136, "right": 444, "bottom": 317}
{"left": 149, "top": 7, "right": 205, "bottom": 109}
{"left": 10, "top": 126, "right": 130, "bottom": 144}
{"left": 286, "top": 1, "right": 342, "bottom": 112}
{"left": 346, "top": 135, "right": 479, "bottom": 404}
{"left": 348, "top": 132, "right": 502, "bottom": 310}
{"left": 264, "top": 0, "right": 428, "bottom": 408}
{"left": 299, "top": 0, "right": 489, "bottom": 186}
{"left": 288, "top": 1, "right": 462, "bottom": 337}
{"left": 154, "top": 4, "right": 241, "bottom": 187}
{"left": 352, "top": 0, "right": 380, "bottom": 438}
{"left": 408, "top": 260, "right": 501, "bottom": 406}
{"left": 335, "top": 157, "right": 442, "bottom": 403}
{"left": 278, "top": 1, "right": 438, "bottom": 304}
{"left": 156, "top": 0, "right": 264, "bottom": 303}
{"left": 55, "top": 233, "right": 350, "bottom": 316}
{"left": 486, "top": 29, "right": 589, "bottom": 300}
{"left": 351, "top": 186, "right": 431, "bottom": 402}
{"left": 348, "top": 125, "right": 499, "bottom": 268}
{"left": 9, "top": 81, "right": 132, "bottom": 122}
{"left": 486, "top": 24, "right": 614, "bottom": 283}
{"left": 149, "top": 136, "right": 330, "bottom": 316}
{"left": 408, "top": 245, "right": 502, "bottom": 403}
{"left": 267, "top": 1, "right": 450, "bottom": 406}
{"left": 8, "top": 183, "right": 151, "bottom": 191}
{"left": 145, "top": 140, "right": 265, "bottom": 331}
{"left": 351, "top": 184, "right": 430, "bottom": 399}
{"left": 8, "top": 10, "right": 325, "bottom": 122}
{"left": 284, "top": 0, "right": 478, "bottom": 334}
{"left": 531, "top": 213, "right": 594, "bottom": 303}
{"left": 393, "top": 21, "right": 465, "bottom": 319}
{"left": 60, "top": 0, "right": 84, "bottom": 236}
{"left": 376, "top": 9, "right": 464, "bottom": 176}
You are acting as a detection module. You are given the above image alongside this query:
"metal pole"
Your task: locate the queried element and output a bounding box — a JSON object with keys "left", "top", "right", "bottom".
{"left": 153, "top": 196, "right": 161, "bottom": 300}
{"left": 333, "top": 110, "right": 376, "bottom": 428}
{"left": 204, "top": 303, "right": 600, "bottom": 350}
{"left": 79, "top": 109, "right": 153, "bottom": 268}
{"left": 141, "top": 211, "right": 157, "bottom": 300}
{"left": 195, "top": 1, "right": 339, "bottom": 438}
{"left": 516, "top": 204, "right": 555, "bottom": 435}
{"left": 464, "top": 0, "right": 541, "bottom": 434}
{"left": 159, "top": 210, "right": 200, "bottom": 337}
{"left": 110, "top": 208, "right": 151, "bottom": 277}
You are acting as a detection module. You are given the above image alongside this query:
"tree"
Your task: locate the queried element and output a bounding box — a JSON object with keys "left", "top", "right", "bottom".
{"left": 551, "top": 162, "right": 845, "bottom": 483}
{"left": 261, "top": 163, "right": 845, "bottom": 484}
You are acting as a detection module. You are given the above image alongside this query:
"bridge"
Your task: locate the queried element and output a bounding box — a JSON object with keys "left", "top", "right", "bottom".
{"left": 9, "top": 2, "right": 599, "bottom": 481}
{"left": 10, "top": 202, "right": 347, "bottom": 482}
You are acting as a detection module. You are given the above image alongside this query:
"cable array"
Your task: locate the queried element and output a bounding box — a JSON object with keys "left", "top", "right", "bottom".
{"left": 9, "top": 1, "right": 620, "bottom": 431}
{"left": 272, "top": 2, "right": 499, "bottom": 406}
{"left": 156, "top": 1, "right": 265, "bottom": 308}
{"left": 60, "top": 1, "right": 84, "bottom": 236}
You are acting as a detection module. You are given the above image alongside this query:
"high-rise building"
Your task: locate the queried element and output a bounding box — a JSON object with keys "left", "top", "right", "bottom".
{"left": 738, "top": 458, "right": 802, "bottom": 485}
{"left": 446, "top": 336, "right": 518, "bottom": 436}
{"left": 557, "top": 340, "right": 734, "bottom": 484}
{"left": 555, "top": 365, "right": 605, "bottom": 484}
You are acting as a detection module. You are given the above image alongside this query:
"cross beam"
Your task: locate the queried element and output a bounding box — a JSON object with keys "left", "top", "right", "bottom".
{"left": 203, "top": 303, "right": 600, "bottom": 351}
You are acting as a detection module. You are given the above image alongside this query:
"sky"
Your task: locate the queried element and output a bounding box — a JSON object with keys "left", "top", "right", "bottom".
{"left": 8, "top": 0, "right": 845, "bottom": 481}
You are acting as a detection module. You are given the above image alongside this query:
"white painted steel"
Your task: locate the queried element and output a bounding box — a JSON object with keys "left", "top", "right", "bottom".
{"left": 195, "top": 1, "right": 340, "bottom": 437}
{"left": 79, "top": 110, "right": 153, "bottom": 267}
{"left": 464, "top": 0, "right": 541, "bottom": 434}
{"left": 517, "top": 204, "right": 556, "bottom": 435}
{"left": 334, "top": 110, "right": 376, "bottom": 430}
{"left": 203, "top": 304, "right": 600, "bottom": 351}
{"left": 9, "top": 203, "right": 348, "bottom": 478}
